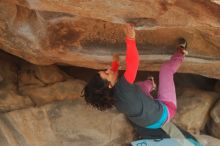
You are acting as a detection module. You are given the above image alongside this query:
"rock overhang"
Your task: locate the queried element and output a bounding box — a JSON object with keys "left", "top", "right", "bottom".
{"left": 0, "top": 0, "right": 220, "bottom": 79}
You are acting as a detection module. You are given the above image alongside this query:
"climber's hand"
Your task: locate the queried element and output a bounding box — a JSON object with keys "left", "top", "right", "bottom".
{"left": 112, "top": 53, "right": 120, "bottom": 62}
{"left": 124, "top": 24, "right": 135, "bottom": 39}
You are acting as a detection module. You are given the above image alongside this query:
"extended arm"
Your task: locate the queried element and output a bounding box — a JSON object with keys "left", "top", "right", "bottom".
{"left": 124, "top": 25, "right": 139, "bottom": 84}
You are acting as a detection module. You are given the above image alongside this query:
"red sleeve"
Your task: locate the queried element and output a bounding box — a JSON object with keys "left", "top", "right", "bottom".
{"left": 111, "top": 61, "right": 119, "bottom": 73}
{"left": 124, "top": 38, "right": 139, "bottom": 84}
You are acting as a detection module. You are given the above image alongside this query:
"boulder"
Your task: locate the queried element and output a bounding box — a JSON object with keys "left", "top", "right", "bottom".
{"left": 0, "top": 90, "right": 33, "bottom": 112}
{"left": 195, "top": 134, "right": 220, "bottom": 146}
{"left": 19, "top": 79, "right": 85, "bottom": 105}
{"left": 0, "top": 99, "right": 134, "bottom": 146}
{"left": 172, "top": 88, "right": 218, "bottom": 134}
{"left": 209, "top": 99, "right": 220, "bottom": 138}
{"left": 0, "top": 1, "right": 220, "bottom": 79}
{"left": 18, "top": 64, "right": 67, "bottom": 88}
{"left": 18, "top": 63, "right": 85, "bottom": 105}
{"left": 0, "top": 52, "right": 34, "bottom": 112}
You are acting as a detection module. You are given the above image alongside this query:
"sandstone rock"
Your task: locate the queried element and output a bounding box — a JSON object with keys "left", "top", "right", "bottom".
{"left": 209, "top": 99, "right": 220, "bottom": 138}
{"left": 0, "top": 1, "right": 220, "bottom": 79}
{"left": 0, "top": 90, "right": 33, "bottom": 112}
{"left": 33, "top": 65, "right": 67, "bottom": 84}
{"left": 18, "top": 63, "right": 67, "bottom": 88}
{"left": 5, "top": 0, "right": 220, "bottom": 27}
{"left": 19, "top": 79, "right": 85, "bottom": 106}
{"left": 17, "top": 62, "right": 85, "bottom": 105}
{"left": 0, "top": 99, "right": 134, "bottom": 146}
{"left": 0, "top": 1, "right": 220, "bottom": 143}
{"left": 0, "top": 52, "right": 34, "bottom": 112}
{"left": 195, "top": 134, "right": 220, "bottom": 146}
{"left": 172, "top": 88, "right": 218, "bottom": 134}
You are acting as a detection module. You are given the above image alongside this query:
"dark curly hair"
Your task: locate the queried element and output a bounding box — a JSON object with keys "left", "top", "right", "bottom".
{"left": 82, "top": 73, "right": 115, "bottom": 111}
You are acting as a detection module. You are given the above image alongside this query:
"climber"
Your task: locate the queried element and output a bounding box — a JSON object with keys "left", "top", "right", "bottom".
{"left": 82, "top": 24, "right": 188, "bottom": 129}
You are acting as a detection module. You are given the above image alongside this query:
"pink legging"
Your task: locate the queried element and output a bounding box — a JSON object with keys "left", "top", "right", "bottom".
{"left": 137, "top": 52, "right": 184, "bottom": 123}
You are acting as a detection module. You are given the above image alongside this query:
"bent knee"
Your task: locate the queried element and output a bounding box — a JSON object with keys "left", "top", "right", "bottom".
{"left": 163, "top": 101, "right": 177, "bottom": 121}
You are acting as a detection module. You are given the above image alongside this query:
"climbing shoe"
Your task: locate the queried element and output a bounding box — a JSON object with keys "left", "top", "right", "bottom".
{"left": 177, "top": 37, "right": 188, "bottom": 55}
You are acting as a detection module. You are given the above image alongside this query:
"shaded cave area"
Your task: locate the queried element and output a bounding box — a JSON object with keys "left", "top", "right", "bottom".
{"left": 59, "top": 65, "right": 217, "bottom": 91}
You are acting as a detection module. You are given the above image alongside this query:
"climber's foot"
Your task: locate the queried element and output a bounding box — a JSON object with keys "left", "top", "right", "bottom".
{"left": 177, "top": 37, "right": 188, "bottom": 55}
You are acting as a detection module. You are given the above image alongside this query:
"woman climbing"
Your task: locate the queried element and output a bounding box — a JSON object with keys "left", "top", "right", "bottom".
{"left": 82, "top": 24, "right": 188, "bottom": 129}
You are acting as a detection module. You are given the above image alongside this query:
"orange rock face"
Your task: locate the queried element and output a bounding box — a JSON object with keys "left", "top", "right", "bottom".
{"left": 0, "top": 0, "right": 220, "bottom": 78}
